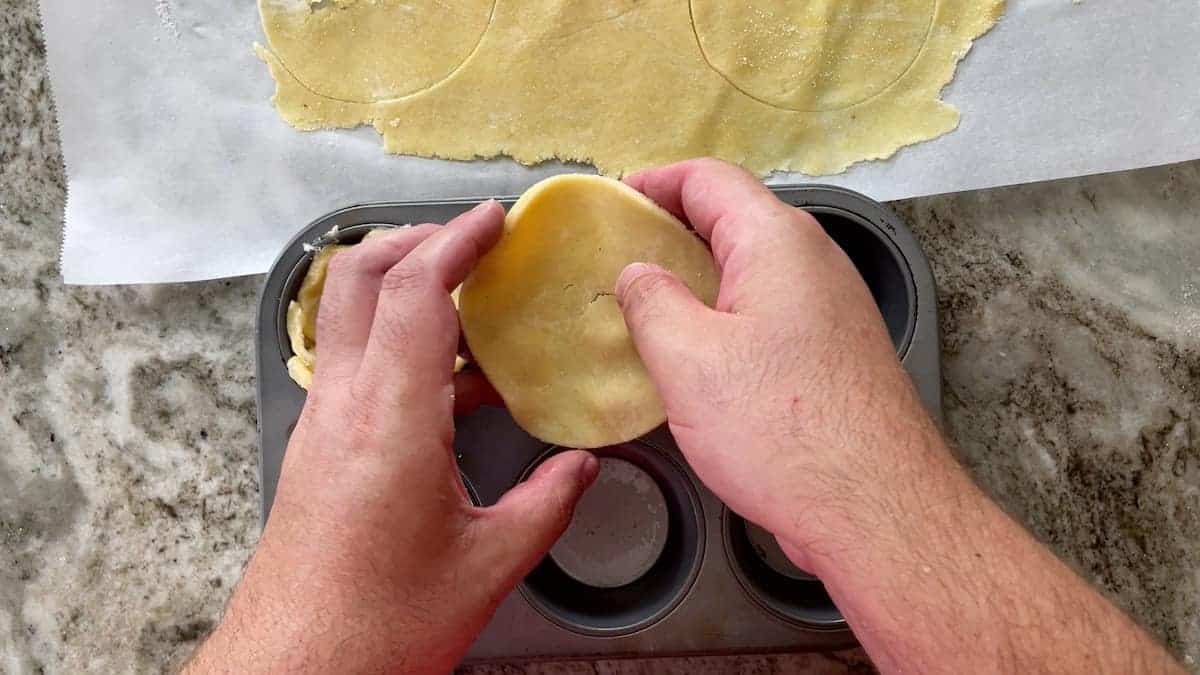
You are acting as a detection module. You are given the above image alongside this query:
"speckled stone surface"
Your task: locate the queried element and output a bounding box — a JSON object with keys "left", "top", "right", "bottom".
{"left": 1, "top": 2, "right": 1198, "bottom": 673}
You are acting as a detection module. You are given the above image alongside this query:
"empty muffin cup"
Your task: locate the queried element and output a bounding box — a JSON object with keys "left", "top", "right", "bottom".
{"left": 813, "top": 208, "right": 916, "bottom": 355}
{"left": 779, "top": 185, "right": 920, "bottom": 358}
{"left": 549, "top": 457, "right": 670, "bottom": 588}
{"left": 724, "top": 510, "right": 846, "bottom": 630}
{"left": 519, "top": 442, "right": 704, "bottom": 636}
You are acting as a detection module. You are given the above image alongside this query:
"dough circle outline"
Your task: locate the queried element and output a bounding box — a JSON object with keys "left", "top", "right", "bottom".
{"left": 262, "top": 0, "right": 498, "bottom": 105}
{"left": 687, "top": 0, "right": 938, "bottom": 113}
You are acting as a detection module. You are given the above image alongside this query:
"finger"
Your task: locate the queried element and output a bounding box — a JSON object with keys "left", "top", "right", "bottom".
{"left": 314, "top": 225, "right": 441, "bottom": 384}
{"left": 358, "top": 201, "right": 505, "bottom": 410}
{"left": 625, "top": 158, "right": 793, "bottom": 244}
{"left": 626, "top": 158, "right": 830, "bottom": 313}
{"left": 615, "top": 262, "right": 717, "bottom": 384}
{"left": 453, "top": 369, "right": 504, "bottom": 416}
{"left": 469, "top": 451, "right": 600, "bottom": 582}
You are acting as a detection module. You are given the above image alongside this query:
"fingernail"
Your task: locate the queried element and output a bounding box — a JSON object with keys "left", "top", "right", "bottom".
{"left": 615, "top": 262, "right": 655, "bottom": 300}
{"left": 470, "top": 198, "right": 499, "bottom": 213}
{"left": 578, "top": 454, "right": 600, "bottom": 485}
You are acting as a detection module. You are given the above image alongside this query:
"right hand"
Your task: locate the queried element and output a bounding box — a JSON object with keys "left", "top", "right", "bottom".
{"left": 616, "top": 159, "right": 950, "bottom": 573}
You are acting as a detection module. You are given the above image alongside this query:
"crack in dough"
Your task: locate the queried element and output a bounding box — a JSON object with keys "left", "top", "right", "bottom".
{"left": 257, "top": 0, "right": 1004, "bottom": 176}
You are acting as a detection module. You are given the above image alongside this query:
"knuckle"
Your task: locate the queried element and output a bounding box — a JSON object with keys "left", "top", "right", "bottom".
{"left": 695, "top": 157, "right": 760, "bottom": 190}
{"left": 378, "top": 259, "right": 446, "bottom": 318}
{"left": 757, "top": 208, "right": 835, "bottom": 262}
{"left": 693, "top": 156, "right": 737, "bottom": 175}
{"left": 628, "top": 272, "right": 676, "bottom": 308}
{"left": 792, "top": 210, "right": 832, "bottom": 244}
{"left": 344, "top": 383, "right": 385, "bottom": 442}
{"left": 377, "top": 289, "right": 458, "bottom": 346}
{"left": 625, "top": 274, "right": 685, "bottom": 330}
{"left": 376, "top": 223, "right": 437, "bottom": 252}
{"left": 803, "top": 223, "right": 845, "bottom": 265}
{"left": 324, "top": 246, "right": 362, "bottom": 282}
{"left": 372, "top": 306, "right": 418, "bottom": 349}
{"left": 345, "top": 410, "right": 377, "bottom": 446}
{"left": 791, "top": 206, "right": 822, "bottom": 231}
{"left": 381, "top": 257, "right": 439, "bottom": 296}
{"left": 314, "top": 294, "right": 346, "bottom": 336}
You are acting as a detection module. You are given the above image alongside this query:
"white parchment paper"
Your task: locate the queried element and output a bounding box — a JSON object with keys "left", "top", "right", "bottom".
{"left": 41, "top": 1, "right": 1200, "bottom": 284}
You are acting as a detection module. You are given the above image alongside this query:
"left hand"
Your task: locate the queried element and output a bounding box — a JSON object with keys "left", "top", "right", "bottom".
{"left": 186, "top": 201, "right": 599, "bottom": 674}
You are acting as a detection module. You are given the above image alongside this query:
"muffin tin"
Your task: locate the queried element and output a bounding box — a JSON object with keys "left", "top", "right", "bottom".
{"left": 255, "top": 185, "right": 941, "bottom": 662}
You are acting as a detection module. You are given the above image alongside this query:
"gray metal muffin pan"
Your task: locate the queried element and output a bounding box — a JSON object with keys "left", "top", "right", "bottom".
{"left": 255, "top": 185, "right": 942, "bottom": 662}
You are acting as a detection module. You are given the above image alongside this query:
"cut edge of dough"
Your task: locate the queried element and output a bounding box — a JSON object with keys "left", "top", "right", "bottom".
{"left": 256, "top": 1, "right": 1007, "bottom": 177}
{"left": 505, "top": 174, "right": 689, "bottom": 235}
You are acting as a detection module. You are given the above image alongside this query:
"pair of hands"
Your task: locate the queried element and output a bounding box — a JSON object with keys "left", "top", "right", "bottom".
{"left": 187, "top": 159, "right": 941, "bottom": 672}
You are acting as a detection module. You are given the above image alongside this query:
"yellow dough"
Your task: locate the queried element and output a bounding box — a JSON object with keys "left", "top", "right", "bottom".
{"left": 459, "top": 175, "right": 719, "bottom": 448}
{"left": 285, "top": 232, "right": 466, "bottom": 390}
{"left": 257, "top": 0, "right": 1004, "bottom": 176}
{"left": 285, "top": 242, "right": 345, "bottom": 389}
{"left": 259, "top": 0, "right": 495, "bottom": 103}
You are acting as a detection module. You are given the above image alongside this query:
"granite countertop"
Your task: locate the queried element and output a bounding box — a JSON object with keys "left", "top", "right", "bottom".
{"left": 2, "top": 2, "right": 1198, "bottom": 673}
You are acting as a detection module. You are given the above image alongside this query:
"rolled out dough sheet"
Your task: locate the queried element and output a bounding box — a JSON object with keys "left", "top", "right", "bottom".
{"left": 257, "top": 0, "right": 1005, "bottom": 176}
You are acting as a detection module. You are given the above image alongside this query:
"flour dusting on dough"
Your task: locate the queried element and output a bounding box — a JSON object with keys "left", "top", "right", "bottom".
{"left": 257, "top": 0, "right": 1005, "bottom": 176}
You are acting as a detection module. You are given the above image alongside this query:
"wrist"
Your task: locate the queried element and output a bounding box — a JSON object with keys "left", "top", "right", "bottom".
{"left": 776, "top": 417, "right": 972, "bottom": 579}
{"left": 188, "top": 555, "right": 449, "bottom": 675}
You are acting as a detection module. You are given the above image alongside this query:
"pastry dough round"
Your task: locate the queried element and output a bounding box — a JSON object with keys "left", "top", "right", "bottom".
{"left": 460, "top": 175, "right": 719, "bottom": 449}
{"left": 259, "top": 0, "right": 495, "bottom": 103}
{"left": 690, "top": 0, "right": 936, "bottom": 112}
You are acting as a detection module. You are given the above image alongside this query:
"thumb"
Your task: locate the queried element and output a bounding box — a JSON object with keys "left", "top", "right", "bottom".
{"left": 471, "top": 451, "right": 600, "bottom": 583}
{"left": 615, "top": 262, "right": 713, "bottom": 378}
